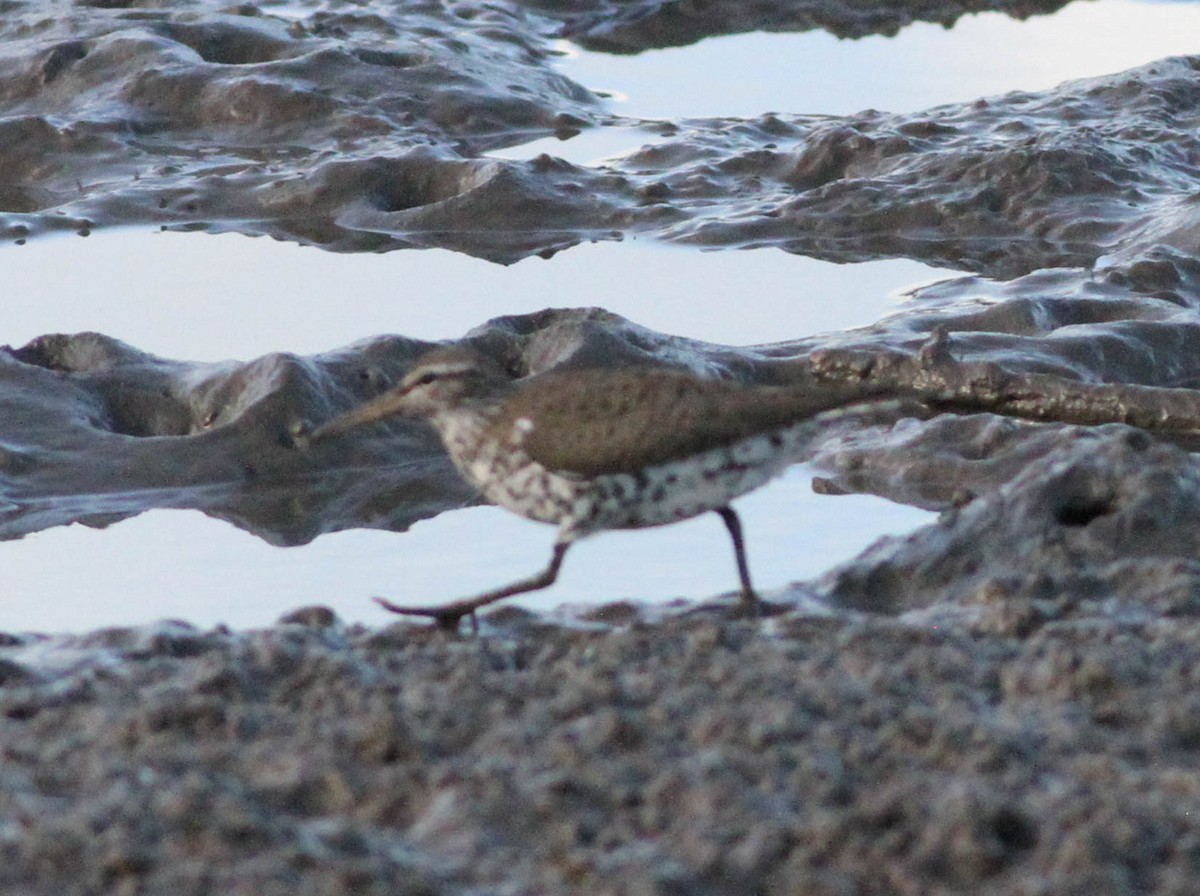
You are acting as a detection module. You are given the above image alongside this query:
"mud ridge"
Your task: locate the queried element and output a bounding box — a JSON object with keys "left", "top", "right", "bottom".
{"left": 1, "top": 2, "right": 1197, "bottom": 270}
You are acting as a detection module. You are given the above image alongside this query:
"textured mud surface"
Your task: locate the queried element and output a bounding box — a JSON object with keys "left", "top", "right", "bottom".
{"left": 3, "top": 1, "right": 1198, "bottom": 268}
{"left": 5, "top": 591, "right": 1200, "bottom": 895}
{"left": 7, "top": 0, "right": 1200, "bottom": 893}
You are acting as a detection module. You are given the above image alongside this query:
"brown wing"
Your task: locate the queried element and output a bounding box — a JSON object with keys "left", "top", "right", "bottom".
{"left": 501, "top": 367, "right": 873, "bottom": 476}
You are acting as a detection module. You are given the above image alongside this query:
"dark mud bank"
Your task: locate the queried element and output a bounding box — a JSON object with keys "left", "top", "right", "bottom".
{"left": 0, "top": 1, "right": 1197, "bottom": 270}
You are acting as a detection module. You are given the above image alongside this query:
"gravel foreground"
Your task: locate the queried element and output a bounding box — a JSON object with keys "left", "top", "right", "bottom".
{"left": 3, "top": 595, "right": 1199, "bottom": 896}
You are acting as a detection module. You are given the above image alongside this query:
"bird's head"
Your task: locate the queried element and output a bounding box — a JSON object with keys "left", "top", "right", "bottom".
{"left": 310, "top": 346, "right": 511, "bottom": 440}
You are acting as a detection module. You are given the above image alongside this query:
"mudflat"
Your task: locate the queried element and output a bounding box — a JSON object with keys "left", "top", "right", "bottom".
{"left": 4, "top": 0, "right": 1200, "bottom": 892}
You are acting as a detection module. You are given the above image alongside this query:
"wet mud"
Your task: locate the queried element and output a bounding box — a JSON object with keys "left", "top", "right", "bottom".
{"left": 2, "top": 2, "right": 1197, "bottom": 269}
{"left": 6, "top": 0, "right": 1200, "bottom": 892}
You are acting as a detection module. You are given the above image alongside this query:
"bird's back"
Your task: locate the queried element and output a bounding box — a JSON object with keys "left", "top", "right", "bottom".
{"left": 485, "top": 366, "right": 872, "bottom": 477}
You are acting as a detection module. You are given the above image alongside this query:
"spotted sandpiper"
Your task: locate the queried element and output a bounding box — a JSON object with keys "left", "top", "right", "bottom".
{"left": 312, "top": 346, "right": 882, "bottom": 629}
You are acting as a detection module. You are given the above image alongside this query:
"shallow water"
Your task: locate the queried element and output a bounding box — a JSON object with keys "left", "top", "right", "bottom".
{"left": 3, "top": 230, "right": 935, "bottom": 359}
{"left": 494, "top": 0, "right": 1200, "bottom": 161}
{"left": 559, "top": 0, "right": 1200, "bottom": 120}
{"left": 0, "top": 465, "right": 933, "bottom": 633}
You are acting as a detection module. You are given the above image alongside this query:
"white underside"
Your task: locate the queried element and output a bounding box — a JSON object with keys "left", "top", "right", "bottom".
{"left": 450, "top": 417, "right": 818, "bottom": 542}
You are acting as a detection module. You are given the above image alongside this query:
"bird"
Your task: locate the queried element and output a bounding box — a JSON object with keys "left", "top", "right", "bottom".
{"left": 311, "top": 345, "right": 882, "bottom": 630}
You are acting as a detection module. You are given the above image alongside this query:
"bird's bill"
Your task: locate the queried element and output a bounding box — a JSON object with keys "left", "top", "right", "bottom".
{"left": 309, "top": 388, "right": 409, "bottom": 440}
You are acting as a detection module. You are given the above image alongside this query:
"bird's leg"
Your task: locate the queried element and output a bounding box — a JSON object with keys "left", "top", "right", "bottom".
{"left": 374, "top": 541, "right": 571, "bottom": 632}
{"left": 715, "top": 505, "right": 782, "bottom": 617}
{"left": 716, "top": 506, "right": 757, "bottom": 607}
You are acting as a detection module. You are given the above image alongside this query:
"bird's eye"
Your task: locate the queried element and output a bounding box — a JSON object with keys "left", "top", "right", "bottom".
{"left": 416, "top": 371, "right": 438, "bottom": 386}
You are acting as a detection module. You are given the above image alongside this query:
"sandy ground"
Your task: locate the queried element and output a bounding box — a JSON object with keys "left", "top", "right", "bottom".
{"left": 4, "top": 592, "right": 1200, "bottom": 895}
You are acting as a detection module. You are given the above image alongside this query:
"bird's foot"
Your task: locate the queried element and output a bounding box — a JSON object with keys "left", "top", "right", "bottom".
{"left": 374, "top": 596, "right": 480, "bottom": 634}
{"left": 372, "top": 545, "right": 569, "bottom": 634}
{"left": 738, "top": 591, "right": 789, "bottom": 620}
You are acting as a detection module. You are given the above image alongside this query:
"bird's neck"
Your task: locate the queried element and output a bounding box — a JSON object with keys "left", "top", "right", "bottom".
{"left": 429, "top": 401, "right": 504, "bottom": 465}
